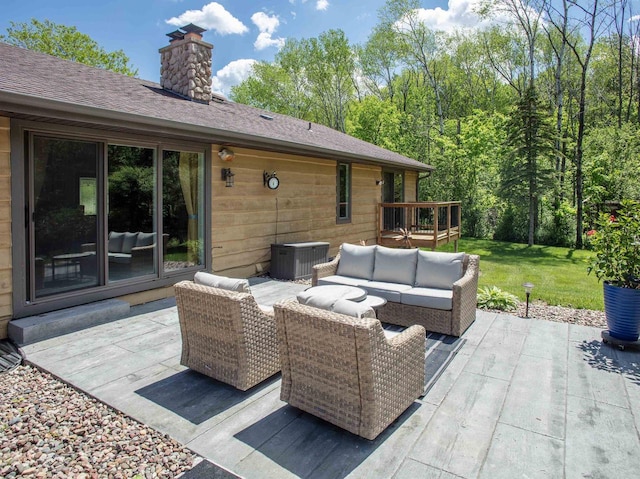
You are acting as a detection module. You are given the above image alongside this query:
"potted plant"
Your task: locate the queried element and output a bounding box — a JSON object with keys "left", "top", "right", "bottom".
{"left": 588, "top": 200, "right": 640, "bottom": 341}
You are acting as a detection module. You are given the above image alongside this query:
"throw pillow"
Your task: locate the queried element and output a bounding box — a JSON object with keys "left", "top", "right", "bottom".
{"left": 415, "top": 251, "right": 465, "bottom": 289}
{"left": 372, "top": 246, "right": 419, "bottom": 285}
{"left": 336, "top": 243, "right": 376, "bottom": 279}
{"left": 194, "top": 272, "right": 251, "bottom": 293}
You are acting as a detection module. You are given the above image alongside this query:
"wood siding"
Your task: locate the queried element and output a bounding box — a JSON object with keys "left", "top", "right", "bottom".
{"left": 0, "top": 116, "right": 11, "bottom": 338}
{"left": 405, "top": 170, "right": 418, "bottom": 202}
{"left": 210, "top": 146, "right": 383, "bottom": 277}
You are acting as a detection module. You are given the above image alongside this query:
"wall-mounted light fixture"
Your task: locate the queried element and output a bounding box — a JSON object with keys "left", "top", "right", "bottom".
{"left": 218, "top": 148, "right": 235, "bottom": 162}
{"left": 221, "top": 168, "right": 235, "bottom": 187}
{"left": 376, "top": 179, "right": 385, "bottom": 186}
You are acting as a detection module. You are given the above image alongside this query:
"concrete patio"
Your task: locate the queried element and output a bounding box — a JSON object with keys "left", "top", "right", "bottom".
{"left": 18, "top": 278, "right": 640, "bottom": 478}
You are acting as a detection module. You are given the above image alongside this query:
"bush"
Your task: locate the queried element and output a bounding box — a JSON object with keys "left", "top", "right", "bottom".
{"left": 477, "top": 286, "right": 519, "bottom": 311}
{"left": 540, "top": 201, "right": 576, "bottom": 247}
{"left": 493, "top": 205, "right": 528, "bottom": 243}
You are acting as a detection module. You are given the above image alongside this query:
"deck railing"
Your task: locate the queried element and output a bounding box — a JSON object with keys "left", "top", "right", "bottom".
{"left": 377, "top": 201, "right": 462, "bottom": 250}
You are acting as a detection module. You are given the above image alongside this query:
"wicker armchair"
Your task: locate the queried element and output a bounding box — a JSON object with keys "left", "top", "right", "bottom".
{"left": 174, "top": 280, "right": 280, "bottom": 391}
{"left": 274, "top": 299, "right": 425, "bottom": 440}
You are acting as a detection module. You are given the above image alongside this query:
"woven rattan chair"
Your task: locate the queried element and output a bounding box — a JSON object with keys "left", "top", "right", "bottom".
{"left": 174, "top": 280, "right": 280, "bottom": 391}
{"left": 274, "top": 299, "right": 425, "bottom": 440}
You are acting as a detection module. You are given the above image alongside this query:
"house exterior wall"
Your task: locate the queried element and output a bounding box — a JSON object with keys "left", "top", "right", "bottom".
{"left": 210, "top": 145, "right": 382, "bottom": 277}
{"left": 0, "top": 116, "right": 12, "bottom": 338}
{"left": 405, "top": 170, "right": 418, "bottom": 202}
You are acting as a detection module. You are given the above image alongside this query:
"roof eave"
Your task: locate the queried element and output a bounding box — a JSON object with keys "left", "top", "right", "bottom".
{"left": 0, "top": 90, "right": 433, "bottom": 172}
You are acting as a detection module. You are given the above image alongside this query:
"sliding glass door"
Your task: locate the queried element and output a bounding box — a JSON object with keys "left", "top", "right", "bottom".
{"left": 24, "top": 128, "right": 208, "bottom": 304}
{"left": 31, "top": 136, "right": 100, "bottom": 297}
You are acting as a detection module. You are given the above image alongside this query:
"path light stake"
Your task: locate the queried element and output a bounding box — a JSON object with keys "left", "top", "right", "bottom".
{"left": 523, "top": 282, "right": 534, "bottom": 318}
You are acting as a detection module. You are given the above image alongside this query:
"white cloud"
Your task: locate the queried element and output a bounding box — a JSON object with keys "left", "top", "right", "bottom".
{"left": 254, "top": 32, "right": 286, "bottom": 50}
{"left": 251, "top": 12, "right": 285, "bottom": 51}
{"left": 251, "top": 12, "right": 280, "bottom": 34}
{"left": 316, "top": 0, "right": 329, "bottom": 11}
{"left": 211, "top": 59, "right": 257, "bottom": 95}
{"left": 291, "top": 11, "right": 297, "bottom": 19}
{"left": 411, "top": 0, "right": 507, "bottom": 34}
{"left": 166, "top": 2, "right": 248, "bottom": 35}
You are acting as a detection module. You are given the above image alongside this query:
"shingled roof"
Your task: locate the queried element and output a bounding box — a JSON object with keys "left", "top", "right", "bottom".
{"left": 0, "top": 43, "right": 432, "bottom": 172}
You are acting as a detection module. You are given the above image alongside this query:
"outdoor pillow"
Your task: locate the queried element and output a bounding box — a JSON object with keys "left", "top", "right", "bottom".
{"left": 135, "top": 232, "right": 156, "bottom": 247}
{"left": 297, "top": 293, "right": 375, "bottom": 319}
{"left": 194, "top": 272, "right": 251, "bottom": 293}
{"left": 121, "top": 232, "right": 139, "bottom": 254}
{"left": 108, "top": 231, "right": 125, "bottom": 253}
{"left": 372, "top": 246, "right": 419, "bottom": 285}
{"left": 415, "top": 251, "right": 465, "bottom": 289}
{"left": 336, "top": 243, "right": 377, "bottom": 279}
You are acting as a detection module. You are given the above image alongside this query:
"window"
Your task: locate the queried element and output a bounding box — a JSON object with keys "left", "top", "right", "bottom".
{"left": 22, "top": 126, "right": 208, "bottom": 306}
{"left": 337, "top": 162, "right": 351, "bottom": 223}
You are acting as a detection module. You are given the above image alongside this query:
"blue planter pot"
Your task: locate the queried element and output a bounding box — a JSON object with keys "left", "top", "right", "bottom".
{"left": 603, "top": 281, "right": 640, "bottom": 341}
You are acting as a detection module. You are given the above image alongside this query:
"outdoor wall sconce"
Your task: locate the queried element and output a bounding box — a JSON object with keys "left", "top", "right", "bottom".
{"left": 376, "top": 179, "right": 385, "bottom": 186}
{"left": 221, "top": 168, "right": 235, "bottom": 187}
{"left": 218, "top": 148, "right": 235, "bottom": 162}
{"left": 523, "top": 282, "right": 534, "bottom": 318}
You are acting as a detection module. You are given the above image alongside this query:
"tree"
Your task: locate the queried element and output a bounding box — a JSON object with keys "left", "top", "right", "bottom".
{"left": 502, "top": 86, "right": 557, "bottom": 245}
{"left": 1, "top": 19, "right": 137, "bottom": 76}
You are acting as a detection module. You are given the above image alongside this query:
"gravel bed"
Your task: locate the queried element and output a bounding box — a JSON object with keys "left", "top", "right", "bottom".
{"left": 1, "top": 293, "right": 605, "bottom": 478}
{"left": 0, "top": 365, "right": 198, "bottom": 478}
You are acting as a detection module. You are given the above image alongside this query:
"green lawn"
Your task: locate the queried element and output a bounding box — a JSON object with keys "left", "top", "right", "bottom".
{"left": 436, "top": 238, "right": 604, "bottom": 311}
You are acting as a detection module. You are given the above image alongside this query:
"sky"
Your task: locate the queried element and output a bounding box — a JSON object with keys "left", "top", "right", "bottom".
{"left": 1, "top": 0, "right": 507, "bottom": 96}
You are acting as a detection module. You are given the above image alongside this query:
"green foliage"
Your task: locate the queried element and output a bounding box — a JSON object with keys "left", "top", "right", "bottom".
{"left": 540, "top": 200, "right": 576, "bottom": 247}
{"left": 1, "top": 19, "right": 137, "bottom": 76}
{"left": 493, "top": 204, "right": 529, "bottom": 243}
{"left": 477, "top": 286, "right": 519, "bottom": 311}
{"left": 588, "top": 200, "right": 640, "bottom": 289}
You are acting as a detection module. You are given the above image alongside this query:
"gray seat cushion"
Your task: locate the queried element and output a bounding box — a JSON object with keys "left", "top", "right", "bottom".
{"left": 108, "top": 252, "right": 131, "bottom": 264}
{"left": 401, "top": 287, "right": 454, "bottom": 311}
{"left": 361, "top": 280, "right": 412, "bottom": 303}
{"left": 316, "top": 275, "right": 368, "bottom": 288}
{"left": 336, "top": 243, "right": 376, "bottom": 280}
{"left": 415, "top": 251, "right": 465, "bottom": 289}
{"left": 194, "top": 272, "right": 250, "bottom": 293}
{"left": 372, "top": 246, "right": 418, "bottom": 285}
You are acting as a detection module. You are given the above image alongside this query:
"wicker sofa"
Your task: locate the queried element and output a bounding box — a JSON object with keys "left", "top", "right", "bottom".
{"left": 174, "top": 273, "right": 280, "bottom": 391}
{"left": 312, "top": 244, "right": 479, "bottom": 337}
{"left": 274, "top": 299, "right": 425, "bottom": 440}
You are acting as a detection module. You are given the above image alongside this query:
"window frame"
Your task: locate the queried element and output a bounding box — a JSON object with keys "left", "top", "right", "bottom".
{"left": 336, "top": 161, "right": 352, "bottom": 224}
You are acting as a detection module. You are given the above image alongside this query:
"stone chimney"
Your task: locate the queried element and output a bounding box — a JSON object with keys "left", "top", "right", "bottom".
{"left": 159, "top": 23, "right": 213, "bottom": 104}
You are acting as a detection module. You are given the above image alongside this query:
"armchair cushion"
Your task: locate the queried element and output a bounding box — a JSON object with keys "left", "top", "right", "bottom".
{"left": 372, "top": 246, "right": 418, "bottom": 285}
{"left": 194, "top": 272, "right": 250, "bottom": 293}
{"left": 336, "top": 243, "right": 376, "bottom": 280}
{"left": 415, "top": 251, "right": 465, "bottom": 289}
{"left": 296, "top": 291, "right": 375, "bottom": 319}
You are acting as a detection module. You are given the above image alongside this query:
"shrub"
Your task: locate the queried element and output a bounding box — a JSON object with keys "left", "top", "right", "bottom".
{"left": 540, "top": 201, "right": 576, "bottom": 247}
{"left": 477, "top": 286, "right": 519, "bottom": 311}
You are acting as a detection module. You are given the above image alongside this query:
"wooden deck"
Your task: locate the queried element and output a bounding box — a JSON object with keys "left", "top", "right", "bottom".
{"left": 378, "top": 202, "right": 461, "bottom": 250}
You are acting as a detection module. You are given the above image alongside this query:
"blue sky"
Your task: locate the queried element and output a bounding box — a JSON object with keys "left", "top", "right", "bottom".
{"left": 2, "top": 1, "right": 493, "bottom": 95}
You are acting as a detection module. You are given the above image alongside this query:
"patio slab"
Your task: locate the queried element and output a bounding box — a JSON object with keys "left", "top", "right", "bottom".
{"left": 19, "top": 279, "right": 640, "bottom": 478}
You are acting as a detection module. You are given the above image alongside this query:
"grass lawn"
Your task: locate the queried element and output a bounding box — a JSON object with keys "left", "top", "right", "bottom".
{"left": 437, "top": 238, "right": 604, "bottom": 311}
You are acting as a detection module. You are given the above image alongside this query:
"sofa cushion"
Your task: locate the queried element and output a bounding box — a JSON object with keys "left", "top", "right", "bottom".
{"left": 121, "top": 232, "right": 139, "bottom": 254}
{"left": 401, "top": 287, "right": 454, "bottom": 311}
{"left": 415, "top": 251, "right": 465, "bottom": 289}
{"left": 108, "top": 252, "right": 131, "bottom": 264}
{"left": 297, "top": 294, "right": 375, "bottom": 319}
{"left": 361, "top": 280, "right": 413, "bottom": 303}
{"left": 136, "top": 232, "right": 156, "bottom": 247}
{"left": 372, "top": 246, "right": 418, "bottom": 285}
{"left": 194, "top": 272, "right": 250, "bottom": 293}
{"left": 108, "top": 232, "right": 125, "bottom": 253}
{"left": 336, "top": 243, "right": 376, "bottom": 280}
{"left": 317, "top": 275, "right": 368, "bottom": 288}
